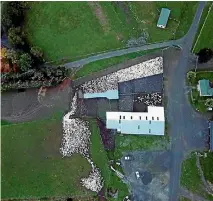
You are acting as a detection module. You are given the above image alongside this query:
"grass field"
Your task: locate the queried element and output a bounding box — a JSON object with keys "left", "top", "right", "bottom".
{"left": 1, "top": 117, "right": 94, "bottom": 199}
{"left": 193, "top": 2, "right": 213, "bottom": 53}
{"left": 74, "top": 49, "right": 160, "bottom": 78}
{"left": 1, "top": 113, "right": 129, "bottom": 200}
{"left": 24, "top": 2, "right": 197, "bottom": 62}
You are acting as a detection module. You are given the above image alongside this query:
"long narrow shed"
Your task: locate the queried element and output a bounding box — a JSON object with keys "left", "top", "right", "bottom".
{"left": 157, "top": 8, "right": 171, "bottom": 29}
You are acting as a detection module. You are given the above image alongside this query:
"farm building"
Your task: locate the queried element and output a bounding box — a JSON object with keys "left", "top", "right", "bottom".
{"left": 197, "top": 79, "right": 213, "bottom": 96}
{"left": 157, "top": 8, "right": 171, "bottom": 29}
{"left": 106, "top": 106, "right": 165, "bottom": 135}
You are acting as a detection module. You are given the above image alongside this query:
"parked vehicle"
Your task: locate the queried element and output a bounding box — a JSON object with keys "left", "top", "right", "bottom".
{"left": 124, "top": 156, "right": 130, "bottom": 160}
{"left": 124, "top": 155, "right": 134, "bottom": 160}
{"left": 135, "top": 171, "right": 140, "bottom": 179}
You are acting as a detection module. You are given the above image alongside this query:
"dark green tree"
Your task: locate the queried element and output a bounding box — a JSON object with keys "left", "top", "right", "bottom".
{"left": 197, "top": 48, "right": 213, "bottom": 63}
{"left": 1, "top": 2, "right": 28, "bottom": 32}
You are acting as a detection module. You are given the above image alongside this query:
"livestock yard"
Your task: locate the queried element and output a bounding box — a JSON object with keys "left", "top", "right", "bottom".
{"left": 24, "top": 2, "right": 197, "bottom": 61}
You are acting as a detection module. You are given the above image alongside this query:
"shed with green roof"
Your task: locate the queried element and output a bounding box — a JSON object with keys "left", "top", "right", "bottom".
{"left": 157, "top": 8, "right": 171, "bottom": 29}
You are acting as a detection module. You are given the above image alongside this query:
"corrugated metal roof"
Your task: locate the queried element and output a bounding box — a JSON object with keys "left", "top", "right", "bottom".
{"left": 157, "top": 8, "right": 171, "bottom": 27}
{"left": 83, "top": 90, "right": 119, "bottom": 100}
{"left": 106, "top": 106, "right": 165, "bottom": 135}
{"left": 199, "top": 79, "right": 213, "bottom": 96}
{"left": 210, "top": 121, "right": 213, "bottom": 151}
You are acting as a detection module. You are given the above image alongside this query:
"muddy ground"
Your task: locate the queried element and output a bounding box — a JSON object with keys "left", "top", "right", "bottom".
{"left": 1, "top": 80, "right": 72, "bottom": 123}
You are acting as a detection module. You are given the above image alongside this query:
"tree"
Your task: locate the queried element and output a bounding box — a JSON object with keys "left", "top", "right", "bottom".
{"left": 205, "top": 99, "right": 213, "bottom": 107}
{"left": 8, "top": 27, "right": 25, "bottom": 47}
{"left": 18, "top": 53, "right": 32, "bottom": 72}
{"left": 197, "top": 48, "right": 213, "bottom": 63}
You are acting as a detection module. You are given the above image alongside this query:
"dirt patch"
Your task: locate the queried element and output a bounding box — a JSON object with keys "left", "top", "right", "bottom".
{"left": 1, "top": 80, "right": 73, "bottom": 123}
{"left": 88, "top": 2, "right": 110, "bottom": 33}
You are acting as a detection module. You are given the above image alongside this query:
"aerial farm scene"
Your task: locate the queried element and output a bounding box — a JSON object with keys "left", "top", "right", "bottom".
{"left": 1, "top": 1, "right": 213, "bottom": 201}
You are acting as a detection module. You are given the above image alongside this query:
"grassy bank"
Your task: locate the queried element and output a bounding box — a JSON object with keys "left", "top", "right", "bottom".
{"left": 89, "top": 119, "right": 111, "bottom": 187}
{"left": 180, "top": 153, "right": 202, "bottom": 193}
{"left": 200, "top": 152, "right": 213, "bottom": 184}
{"left": 180, "top": 153, "right": 213, "bottom": 200}
{"left": 1, "top": 120, "right": 11, "bottom": 125}
{"left": 179, "top": 197, "right": 191, "bottom": 201}
{"left": 74, "top": 49, "right": 160, "bottom": 78}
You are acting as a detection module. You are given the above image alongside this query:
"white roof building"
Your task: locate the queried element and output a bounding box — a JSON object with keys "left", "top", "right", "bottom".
{"left": 106, "top": 106, "right": 165, "bottom": 135}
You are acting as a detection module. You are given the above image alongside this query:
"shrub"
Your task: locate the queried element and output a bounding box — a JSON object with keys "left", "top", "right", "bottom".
{"left": 8, "top": 27, "right": 25, "bottom": 47}
{"left": 205, "top": 99, "right": 213, "bottom": 107}
{"left": 187, "top": 71, "right": 197, "bottom": 85}
{"left": 18, "top": 53, "right": 32, "bottom": 72}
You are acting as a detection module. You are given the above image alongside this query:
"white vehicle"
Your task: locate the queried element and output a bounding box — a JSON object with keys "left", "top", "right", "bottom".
{"left": 124, "top": 155, "right": 133, "bottom": 160}
{"left": 124, "top": 156, "right": 130, "bottom": 160}
{"left": 135, "top": 171, "right": 140, "bottom": 179}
